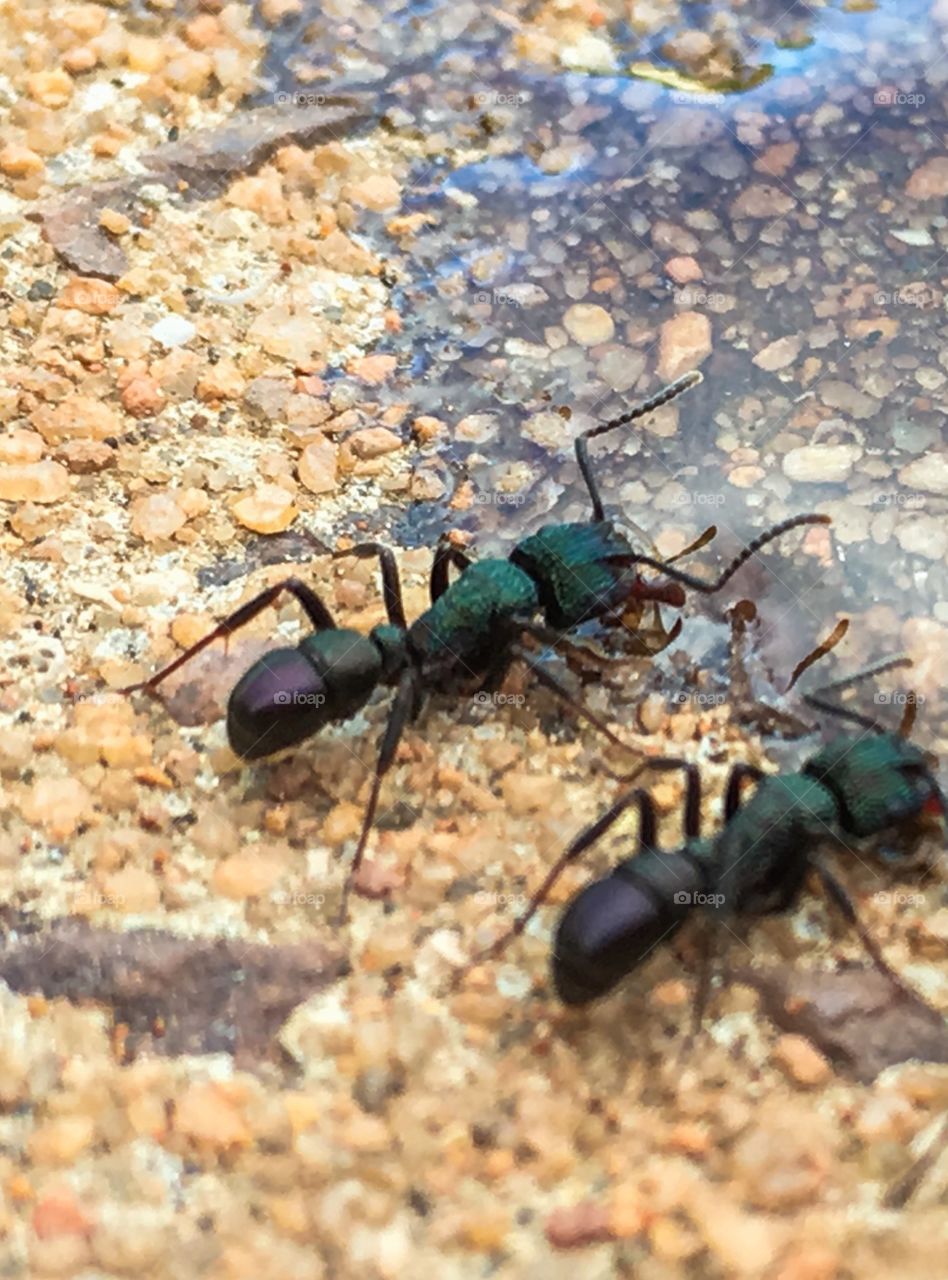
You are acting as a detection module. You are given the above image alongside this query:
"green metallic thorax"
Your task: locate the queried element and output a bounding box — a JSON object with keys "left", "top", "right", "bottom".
{"left": 714, "top": 774, "right": 838, "bottom": 915}
{"left": 804, "top": 732, "right": 941, "bottom": 838}
{"left": 510, "top": 521, "right": 638, "bottom": 629}
{"left": 408, "top": 560, "right": 540, "bottom": 665}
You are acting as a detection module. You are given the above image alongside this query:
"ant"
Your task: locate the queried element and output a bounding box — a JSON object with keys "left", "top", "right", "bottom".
{"left": 122, "top": 371, "right": 828, "bottom": 920}
{"left": 452, "top": 655, "right": 944, "bottom": 1030}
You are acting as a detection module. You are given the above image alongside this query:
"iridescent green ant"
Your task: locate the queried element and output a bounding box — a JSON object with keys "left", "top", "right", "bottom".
{"left": 123, "top": 371, "right": 828, "bottom": 920}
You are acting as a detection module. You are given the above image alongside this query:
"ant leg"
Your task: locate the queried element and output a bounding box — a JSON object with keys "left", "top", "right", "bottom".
{"left": 724, "top": 764, "right": 764, "bottom": 821}
{"left": 336, "top": 671, "right": 418, "bottom": 924}
{"left": 333, "top": 543, "right": 408, "bottom": 630}
{"left": 448, "top": 788, "right": 659, "bottom": 989}
{"left": 802, "top": 655, "right": 913, "bottom": 733}
{"left": 519, "top": 619, "right": 649, "bottom": 673}
{"left": 430, "top": 534, "right": 475, "bottom": 602}
{"left": 621, "top": 514, "right": 832, "bottom": 595}
{"left": 510, "top": 642, "right": 638, "bottom": 756}
{"left": 121, "top": 577, "right": 336, "bottom": 696}
{"left": 813, "top": 861, "right": 928, "bottom": 1006}
{"left": 678, "top": 917, "right": 715, "bottom": 1061}
{"left": 575, "top": 371, "right": 703, "bottom": 522}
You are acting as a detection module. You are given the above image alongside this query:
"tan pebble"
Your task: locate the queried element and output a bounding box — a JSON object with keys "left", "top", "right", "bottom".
{"left": 650, "top": 1216, "right": 702, "bottom": 1263}
{"left": 772, "top": 1035, "right": 831, "bottom": 1087}
{"left": 0, "top": 460, "right": 69, "bottom": 504}
{"left": 658, "top": 311, "right": 712, "bottom": 379}
{"left": 0, "top": 429, "right": 44, "bottom": 465}
{"left": 54, "top": 440, "right": 115, "bottom": 474}
{"left": 411, "top": 415, "right": 445, "bottom": 443}
{"left": 31, "top": 394, "right": 121, "bottom": 444}
{"left": 27, "top": 69, "right": 73, "bottom": 108}
{"left": 298, "top": 438, "right": 338, "bottom": 494}
{"left": 548, "top": 1201, "right": 615, "bottom": 1248}
{"left": 62, "top": 45, "right": 98, "bottom": 75}
{"left": 213, "top": 848, "right": 286, "bottom": 899}
{"left": 729, "top": 464, "right": 766, "bottom": 488}
{"left": 29, "top": 1116, "right": 95, "bottom": 1165}
{"left": 283, "top": 1092, "right": 321, "bottom": 1135}
{"left": 650, "top": 979, "right": 689, "bottom": 1007}
{"left": 185, "top": 13, "right": 221, "bottom": 48}
{"left": 58, "top": 276, "right": 121, "bottom": 315}
{"left": 126, "top": 36, "right": 166, "bottom": 74}
{"left": 232, "top": 484, "right": 297, "bottom": 533}
{"left": 32, "top": 1188, "right": 94, "bottom": 1240}
{"left": 898, "top": 452, "right": 948, "bottom": 495}
{"left": 731, "top": 183, "right": 795, "bottom": 218}
{"left": 130, "top": 492, "right": 187, "bottom": 542}
{"left": 197, "top": 359, "right": 246, "bottom": 401}
{"left": 771, "top": 1244, "right": 840, "bottom": 1280}
{"left": 346, "top": 427, "right": 402, "bottom": 459}
{"left": 500, "top": 771, "right": 558, "bottom": 815}
{"left": 665, "top": 255, "right": 703, "bottom": 284}
{"left": 753, "top": 335, "right": 801, "bottom": 371}
{"left": 894, "top": 514, "right": 948, "bottom": 560}
{"left": 175, "top": 1082, "right": 252, "bottom": 1151}
{"left": 854, "top": 1091, "right": 917, "bottom": 1142}
{"left": 455, "top": 1211, "right": 510, "bottom": 1252}
{"left": 782, "top": 443, "right": 861, "bottom": 483}
{"left": 349, "top": 354, "right": 398, "bottom": 385}
{"left": 0, "top": 144, "right": 44, "bottom": 178}
{"left": 563, "top": 302, "right": 615, "bottom": 346}
{"left": 170, "top": 613, "right": 214, "bottom": 649}
{"left": 906, "top": 156, "right": 948, "bottom": 199}
{"left": 347, "top": 173, "right": 402, "bottom": 210}
{"left": 101, "top": 866, "right": 161, "bottom": 913}
{"left": 666, "top": 1122, "right": 710, "bottom": 1157}
{"left": 133, "top": 765, "right": 173, "bottom": 789}
{"left": 121, "top": 376, "right": 164, "bottom": 417}
{"left": 322, "top": 802, "right": 363, "bottom": 847}
{"left": 754, "top": 142, "right": 799, "bottom": 177}
{"left": 733, "top": 1126, "right": 829, "bottom": 1209}
{"left": 409, "top": 468, "right": 447, "bottom": 501}
{"left": 19, "top": 776, "right": 92, "bottom": 839}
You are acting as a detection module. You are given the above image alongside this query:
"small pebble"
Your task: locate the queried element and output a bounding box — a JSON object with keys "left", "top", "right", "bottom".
{"left": 150, "top": 315, "right": 197, "bottom": 348}
{"left": 232, "top": 483, "right": 298, "bottom": 533}
{"left": 658, "top": 311, "right": 712, "bottom": 379}
{"left": 562, "top": 303, "right": 615, "bottom": 346}
{"left": 298, "top": 438, "right": 338, "bottom": 494}
{"left": 0, "top": 460, "right": 70, "bottom": 503}
{"left": 782, "top": 444, "right": 862, "bottom": 483}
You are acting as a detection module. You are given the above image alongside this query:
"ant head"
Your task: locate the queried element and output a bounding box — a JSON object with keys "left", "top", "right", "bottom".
{"left": 227, "top": 629, "right": 385, "bottom": 760}
{"left": 805, "top": 732, "right": 945, "bottom": 842}
{"left": 551, "top": 856, "right": 695, "bottom": 1005}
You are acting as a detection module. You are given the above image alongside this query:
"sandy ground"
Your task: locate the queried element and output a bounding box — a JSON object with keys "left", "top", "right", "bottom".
{"left": 0, "top": 1, "right": 946, "bottom": 1277}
